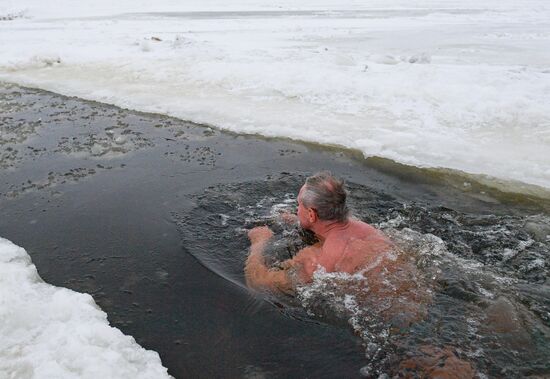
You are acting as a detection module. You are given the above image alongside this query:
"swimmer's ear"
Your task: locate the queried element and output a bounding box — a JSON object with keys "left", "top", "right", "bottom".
{"left": 307, "top": 207, "right": 318, "bottom": 222}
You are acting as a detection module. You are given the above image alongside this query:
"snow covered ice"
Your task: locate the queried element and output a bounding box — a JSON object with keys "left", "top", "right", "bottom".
{"left": 0, "top": 237, "right": 172, "bottom": 379}
{"left": 1, "top": 0, "right": 549, "bottom": 189}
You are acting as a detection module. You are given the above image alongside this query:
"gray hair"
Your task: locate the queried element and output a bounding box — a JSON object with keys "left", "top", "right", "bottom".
{"left": 300, "top": 171, "right": 349, "bottom": 222}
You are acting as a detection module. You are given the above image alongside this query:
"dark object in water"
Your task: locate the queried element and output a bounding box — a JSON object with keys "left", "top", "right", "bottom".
{"left": 264, "top": 225, "right": 318, "bottom": 268}
{"left": 243, "top": 209, "right": 318, "bottom": 266}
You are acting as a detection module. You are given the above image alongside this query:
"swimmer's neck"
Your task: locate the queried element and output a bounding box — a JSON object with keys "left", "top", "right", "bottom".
{"left": 309, "top": 219, "right": 351, "bottom": 241}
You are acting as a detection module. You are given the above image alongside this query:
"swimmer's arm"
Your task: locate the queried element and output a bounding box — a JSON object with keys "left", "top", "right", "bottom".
{"left": 245, "top": 226, "right": 293, "bottom": 293}
{"left": 245, "top": 249, "right": 293, "bottom": 294}
{"left": 245, "top": 227, "right": 322, "bottom": 292}
{"left": 279, "top": 211, "right": 298, "bottom": 225}
{"left": 290, "top": 245, "right": 322, "bottom": 282}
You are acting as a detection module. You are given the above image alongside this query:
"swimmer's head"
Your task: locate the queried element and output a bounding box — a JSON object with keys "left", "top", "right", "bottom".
{"left": 298, "top": 171, "right": 349, "bottom": 227}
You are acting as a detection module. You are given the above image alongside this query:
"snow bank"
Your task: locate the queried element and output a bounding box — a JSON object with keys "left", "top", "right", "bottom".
{"left": 0, "top": 237, "right": 172, "bottom": 379}
{"left": 1, "top": 0, "right": 549, "bottom": 189}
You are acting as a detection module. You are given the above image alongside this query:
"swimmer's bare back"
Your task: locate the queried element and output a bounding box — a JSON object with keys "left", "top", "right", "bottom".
{"left": 315, "top": 219, "right": 392, "bottom": 275}
{"left": 244, "top": 220, "right": 391, "bottom": 293}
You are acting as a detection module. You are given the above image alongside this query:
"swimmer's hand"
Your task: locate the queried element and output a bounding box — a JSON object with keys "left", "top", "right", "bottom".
{"left": 279, "top": 211, "right": 298, "bottom": 225}
{"left": 247, "top": 226, "right": 274, "bottom": 245}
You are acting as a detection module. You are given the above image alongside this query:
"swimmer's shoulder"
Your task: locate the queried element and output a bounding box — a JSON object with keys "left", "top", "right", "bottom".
{"left": 348, "top": 219, "right": 378, "bottom": 237}
{"left": 348, "top": 220, "right": 392, "bottom": 248}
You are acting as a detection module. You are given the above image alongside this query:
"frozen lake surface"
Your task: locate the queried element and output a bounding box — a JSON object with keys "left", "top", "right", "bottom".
{"left": 1, "top": 0, "right": 549, "bottom": 189}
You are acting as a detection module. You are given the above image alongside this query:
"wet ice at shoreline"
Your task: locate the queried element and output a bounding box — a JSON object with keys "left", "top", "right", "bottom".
{"left": 0, "top": 0, "right": 549, "bottom": 189}
{"left": 0, "top": 237, "right": 172, "bottom": 379}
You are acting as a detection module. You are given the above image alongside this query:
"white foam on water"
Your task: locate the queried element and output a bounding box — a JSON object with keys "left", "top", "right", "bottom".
{"left": 0, "top": 0, "right": 549, "bottom": 189}
{"left": 0, "top": 237, "right": 172, "bottom": 379}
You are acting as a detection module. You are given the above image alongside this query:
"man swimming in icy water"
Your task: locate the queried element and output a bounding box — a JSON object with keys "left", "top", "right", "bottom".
{"left": 245, "top": 171, "right": 391, "bottom": 293}
{"left": 245, "top": 172, "right": 476, "bottom": 378}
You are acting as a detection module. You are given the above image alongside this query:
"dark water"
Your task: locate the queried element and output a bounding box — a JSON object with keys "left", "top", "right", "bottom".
{"left": 1, "top": 83, "right": 549, "bottom": 378}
